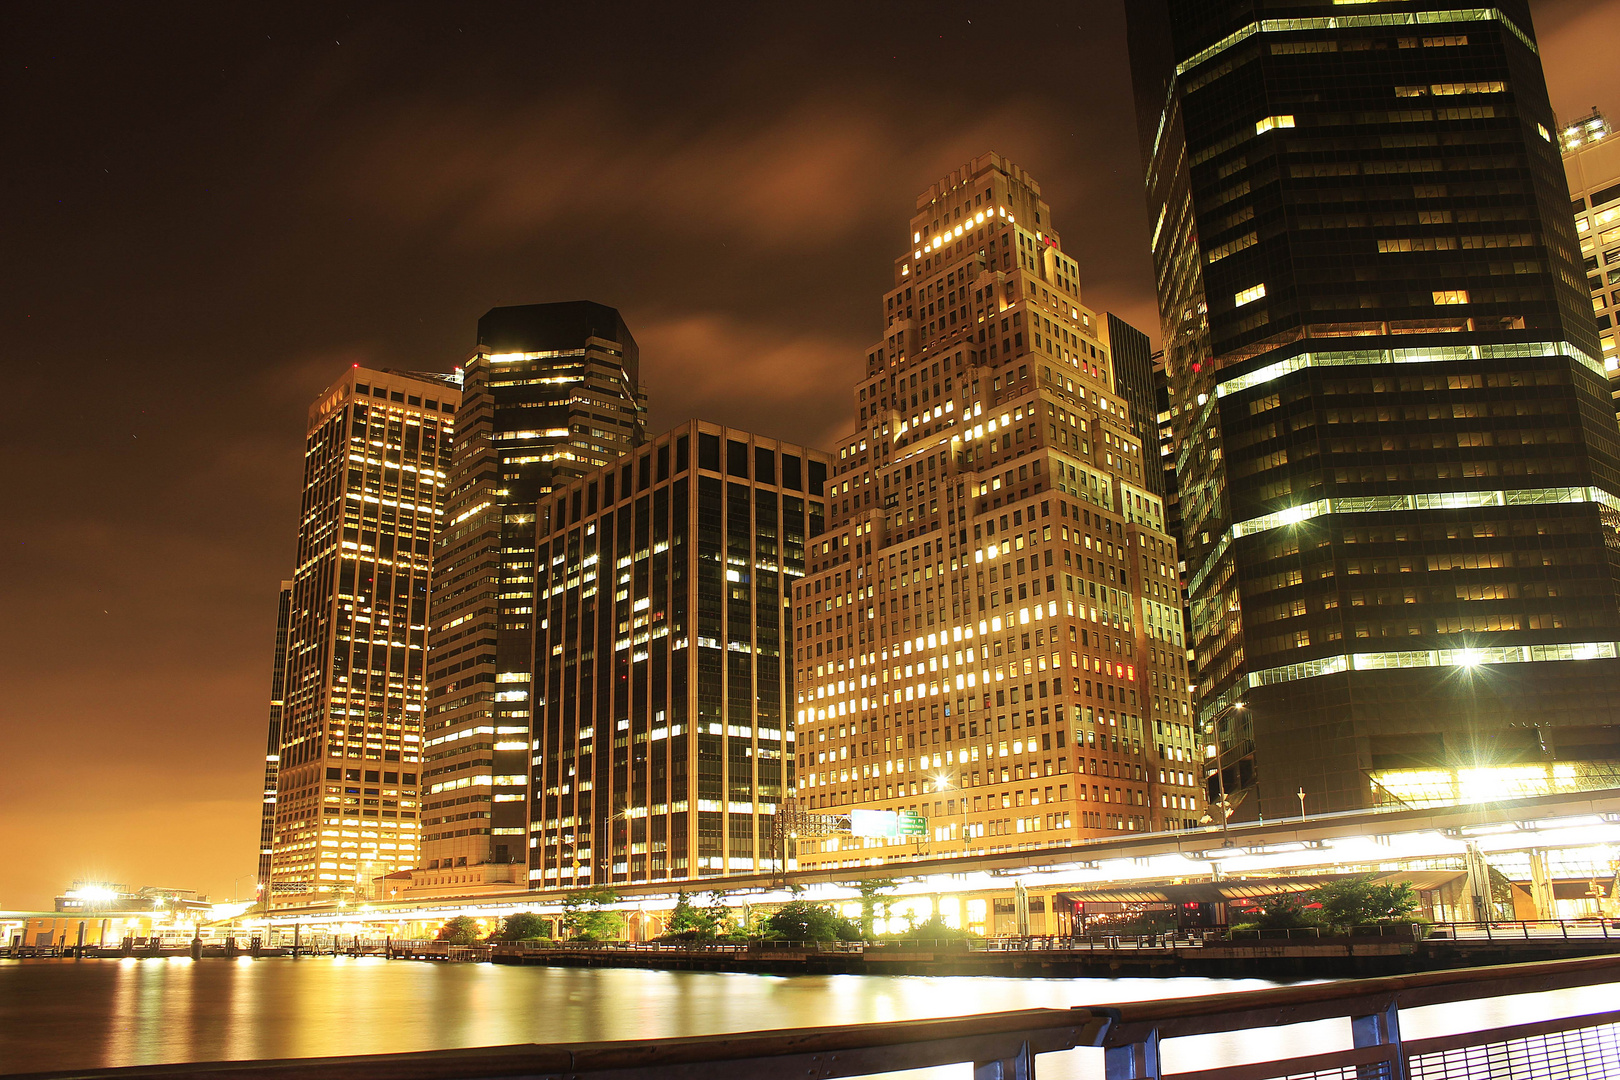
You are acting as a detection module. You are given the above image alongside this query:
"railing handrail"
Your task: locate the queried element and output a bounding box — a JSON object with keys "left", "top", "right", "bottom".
{"left": 1098, "top": 953, "right": 1620, "bottom": 1044}
{"left": 9, "top": 955, "right": 1618, "bottom": 1080}
{"left": 3, "top": 1007, "right": 1106, "bottom": 1080}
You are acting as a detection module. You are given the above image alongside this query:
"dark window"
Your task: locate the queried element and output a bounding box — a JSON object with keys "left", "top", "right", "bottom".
{"left": 587, "top": 482, "right": 598, "bottom": 514}
{"left": 603, "top": 472, "right": 615, "bottom": 505}
{"left": 782, "top": 453, "right": 802, "bottom": 490}
{"left": 755, "top": 446, "right": 776, "bottom": 485}
{"left": 677, "top": 435, "right": 690, "bottom": 473}
{"left": 699, "top": 432, "right": 721, "bottom": 471}
{"left": 658, "top": 444, "right": 670, "bottom": 481}
{"left": 403, "top": 773, "right": 417, "bottom": 784}
{"left": 727, "top": 439, "right": 749, "bottom": 477}
{"left": 639, "top": 453, "right": 652, "bottom": 491}
{"left": 326, "top": 768, "right": 341, "bottom": 780}
{"left": 1593, "top": 182, "right": 1620, "bottom": 209}
{"left": 407, "top": 395, "right": 421, "bottom": 406}
{"left": 384, "top": 772, "right": 398, "bottom": 783}
{"left": 809, "top": 459, "right": 827, "bottom": 496}
{"left": 390, "top": 391, "right": 404, "bottom": 402}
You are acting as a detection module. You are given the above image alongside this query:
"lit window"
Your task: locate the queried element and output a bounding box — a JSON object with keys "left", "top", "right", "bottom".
{"left": 1234, "top": 283, "right": 1267, "bottom": 306}
{"left": 1432, "top": 289, "right": 1470, "bottom": 305}
{"left": 1255, "top": 115, "right": 1295, "bottom": 134}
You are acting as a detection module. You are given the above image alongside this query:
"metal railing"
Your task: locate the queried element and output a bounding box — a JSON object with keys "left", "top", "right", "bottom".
{"left": 12, "top": 955, "right": 1618, "bottom": 1080}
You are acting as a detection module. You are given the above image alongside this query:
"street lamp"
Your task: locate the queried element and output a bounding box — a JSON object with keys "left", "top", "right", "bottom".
{"left": 1297, "top": 787, "right": 1307, "bottom": 823}
{"left": 931, "top": 772, "right": 968, "bottom": 851}
{"left": 1205, "top": 700, "right": 1244, "bottom": 838}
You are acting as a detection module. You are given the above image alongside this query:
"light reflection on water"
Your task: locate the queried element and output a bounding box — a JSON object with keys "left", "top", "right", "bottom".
{"left": 0, "top": 958, "right": 1612, "bottom": 1079}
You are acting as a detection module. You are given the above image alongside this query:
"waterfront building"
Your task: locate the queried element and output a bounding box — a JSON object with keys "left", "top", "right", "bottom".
{"left": 256, "top": 579, "right": 293, "bottom": 903}
{"left": 1562, "top": 108, "right": 1620, "bottom": 405}
{"left": 420, "top": 303, "right": 645, "bottom": 884}
{"left": 529, "top": 422, "right": 829, "bottom": 885}
{"left": 1126, "top": 1, "right": 1620, "bottom": 818}
{"left": 266, "top": 367, "right": 459, "bottom": 905}
{"left": 793, "top": 153, "right": 1201, "bottom": 870}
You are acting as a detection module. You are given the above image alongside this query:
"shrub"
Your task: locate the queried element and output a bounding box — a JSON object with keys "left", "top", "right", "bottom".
{"left": 763, "top": 901, "right": 862, "bottom": 942}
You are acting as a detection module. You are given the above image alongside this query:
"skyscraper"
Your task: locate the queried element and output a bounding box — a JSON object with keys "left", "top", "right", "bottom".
{"left": 267, "top": 367, "right": 459, "bottom": 906}
{"left": 256, "top": 579, "right": 292, "bottom": 904}
{"left": 420, "top": 302, "right": 644, "bottom": 883}
{"left": 1561, "top": 108, "right": 1620, "bottom": 404}
{"left": 793, "top": 154, "right": 1200, "bottom": 871}
{"left": 529, "top": 422, "right": 828, "bottom": 886}
{"left": 1127, "top": 1, "right": 1620, "bottom": 818}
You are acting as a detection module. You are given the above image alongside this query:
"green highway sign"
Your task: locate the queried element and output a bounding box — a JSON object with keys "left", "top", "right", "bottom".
{"left": 897, "top": 810, "right": 926, "bottom": 837}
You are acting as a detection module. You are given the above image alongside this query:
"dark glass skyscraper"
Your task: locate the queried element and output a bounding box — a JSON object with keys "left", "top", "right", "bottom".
{"left": 421, "top": 302, "right": 644, "bottom": 883}
{"left": 529, "top": 422, "right": 827, "bottom": 885}
{"left": 1127, "top": 1, "right": 1620, "bottom": 817}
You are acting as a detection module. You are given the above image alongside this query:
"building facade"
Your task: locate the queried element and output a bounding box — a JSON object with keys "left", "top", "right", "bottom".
{"left": 529, "top": 422, "right": 829, "bottom": 886}
{"left": 793, "top": 154, "right": 1200, "bottom": 871}
{"left": 1127, "top": 1, "right": 1620, "bottom": 818}
{"left": 1562, "top": 108, "right": 1620, "bottom": 404}
{"left": 420, "top": 303, "right": 645, "bottom": 879}
{"left": 256, "top": 579, "right": 292, "bottom": 902}
{"left": 267, "top": 367, "right": 459, "bottom": 905}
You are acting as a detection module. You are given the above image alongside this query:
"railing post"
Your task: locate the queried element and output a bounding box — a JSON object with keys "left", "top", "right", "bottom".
{"left": 974, "top": 1040, "right": 1034, "bottom": 1079}
{"left": 1104, "top": 1028, "right": 1161, "bottom": 1079}
{"left": 1350, "top": 1000, "right": 1407, "bottom": 1080}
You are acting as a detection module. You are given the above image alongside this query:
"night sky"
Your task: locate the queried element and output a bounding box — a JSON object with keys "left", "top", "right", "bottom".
{"left": 4, "top": 2, "right": 1617, "bottom": 909}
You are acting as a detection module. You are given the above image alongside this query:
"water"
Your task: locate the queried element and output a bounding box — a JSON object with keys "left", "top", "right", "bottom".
{"left": 0, "top": 958, "right": 1612, "bottom": 1078}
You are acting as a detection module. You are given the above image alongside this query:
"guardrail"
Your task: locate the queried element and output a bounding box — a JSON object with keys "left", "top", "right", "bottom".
{"left": 18, "top": 955, "right": 1617, "bottom": 1080}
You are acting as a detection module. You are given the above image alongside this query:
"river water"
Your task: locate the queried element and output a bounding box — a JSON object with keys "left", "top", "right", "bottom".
{"left": 0, "top": 958, "right": 1611, "bottom": 1078}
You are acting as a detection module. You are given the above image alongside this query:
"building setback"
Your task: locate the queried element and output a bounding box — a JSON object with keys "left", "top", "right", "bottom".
{"left": 268, "top": 367, "right": 459, "bottom": 905}
{"left": 529, "top": 422, "right": 829, "bottom": 886}
{"left": 1127, "top": 1, "right": 1620, "bottom": 818}
{"left": 1561, "top": 108, "right": 1620, "bottom": 406}
{"left": 256, "top": 579, "right": 293, "bottom": 902}
{"left": 793, "top": 153, "right": 1200, "bottom": 871}
{"left": 421, "top": 303, "right": 644, "bottom": 882}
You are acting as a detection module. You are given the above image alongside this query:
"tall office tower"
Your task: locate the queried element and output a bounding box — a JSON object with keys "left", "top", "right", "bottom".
{"left": 1128, "top": 2, "right": 1620, "bottom": 819}
{"left": 421, "top": 302, "right": 644, "bottom": 883}
{"left": 1108, "top": 313, "right": 1165, "bottom": 502}
{"left": 1153, "top": 358, "right": 1198, "bottom": 654}
{"left": 529, "top": 423, "right": 828, "bottom": 886}
{"left": 268, "top": 368, "right": 459, "bottom": 906}
{"left": 1561, "top": 108, "right": 1620, "bottom": 404}
{"left": 256, "top": 580, "right": 293, "bottom": 903}
{"left": 793, "top": 154, "right": 1201, "bottom": 871}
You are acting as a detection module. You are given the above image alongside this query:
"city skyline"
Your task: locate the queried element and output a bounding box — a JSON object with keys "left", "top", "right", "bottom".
{"left": 5, "top": 1, "right": 1620, "bottom": 909}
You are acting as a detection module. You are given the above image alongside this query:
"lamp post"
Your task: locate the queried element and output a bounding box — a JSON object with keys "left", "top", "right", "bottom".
{"left": 1297, "top": 787, "right": 1307, "bottom": 823}
{"left": 931, "top": 772, "right": 968, "bottom": 852}
{"left": 1205, "top": 700, "right": 1244, "bottom": 839}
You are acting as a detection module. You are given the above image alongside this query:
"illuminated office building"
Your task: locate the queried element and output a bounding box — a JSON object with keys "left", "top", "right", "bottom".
{"left": 529, "top": 422, "right": 829, "bottom": 885}
{"left": 794, "top": 154, "right": 1200, "bottom": 870}
{"left": 1128, "top": 1, "right": 1620, "bottom": 818}
{"left": 421, "top": 303, "right": 645, "bottom": 882}
{"left": 268, "top": 367, "right": 459, "bottom": 905}
{"left": 1562, "top": 108, "right": 1620, "bottom": 404}
{"left": 256, "top": 579, "right": 292, "bottom": 901}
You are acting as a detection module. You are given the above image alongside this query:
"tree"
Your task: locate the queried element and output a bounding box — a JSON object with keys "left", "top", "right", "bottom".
{"left": 664, "top": 891, "right": 724, "bottom": 940}
{"left": 493, "top": 912, "right": 551, "bottom": 941}
{"left": 856, "top": 878, "right": 898, "bottom": 939}
{"left": 1241, "top": 893, "right": 1319, "bottom": 930}
{"left": 1311, "top": 876, "right": 1420, "bottom": 931}
{"left": 560, "top": 886, "right": 627, "bottom": 942}
{"left": 764, "top": 900, "right": 861, "bottom": 942}
{"left": 895, "top": 916, "right": 980, "bottom": 942}
{"left": 436, "top": 916, "right": 482, "bottom": 944}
